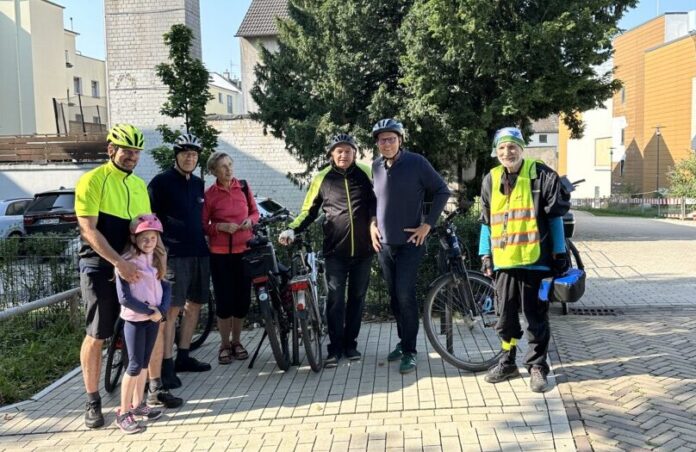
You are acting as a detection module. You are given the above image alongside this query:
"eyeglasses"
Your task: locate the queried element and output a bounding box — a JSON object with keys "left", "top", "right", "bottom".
{"left": 377, "top": 137, "right": 398, "bottom": 145}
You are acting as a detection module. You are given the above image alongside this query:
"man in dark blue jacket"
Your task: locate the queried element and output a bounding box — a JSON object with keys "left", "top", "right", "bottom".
{"left": 369, "top": 119, "right": 450, "bottom": 374}
{"left": 148, "top": 134, "right": 211, "bottom": 392}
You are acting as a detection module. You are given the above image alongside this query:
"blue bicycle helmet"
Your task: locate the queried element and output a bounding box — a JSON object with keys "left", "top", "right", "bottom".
{"left": 371, "top": 118, "right": 405, "bottom": 140}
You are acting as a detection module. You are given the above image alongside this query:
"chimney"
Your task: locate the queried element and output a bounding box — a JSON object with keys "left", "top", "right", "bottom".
{"left": 223, "top": 70, "right": 231, "bottom": 82}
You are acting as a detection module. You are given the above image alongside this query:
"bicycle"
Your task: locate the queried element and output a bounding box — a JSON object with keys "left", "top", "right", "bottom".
{"left": 244, "top": 211, "right": 327, "bottom": 373}
{"left": 285, "top": 233, "right": 328, "bottom": 371}
{"left": 104, "top": 317, "right": 127, "bottom": 393}
{"left": 422, "top": 208, "right": 502, "bottom": 372}
{"left": 559, "top": 177, "right": 586, "bottom": 315}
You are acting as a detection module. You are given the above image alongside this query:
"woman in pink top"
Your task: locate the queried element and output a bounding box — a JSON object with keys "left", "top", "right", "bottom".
{"left": 203, "top": 152, "right": 259, "bottom": 364}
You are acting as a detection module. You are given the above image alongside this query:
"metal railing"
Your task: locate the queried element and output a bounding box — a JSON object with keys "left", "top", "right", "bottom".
{"left": 573, "top": 197, "right": 696, "bottom": 219}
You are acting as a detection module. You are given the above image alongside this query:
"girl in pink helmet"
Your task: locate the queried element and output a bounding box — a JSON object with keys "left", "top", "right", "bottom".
{"left": 114, "top": 214, "right": 170, "bottom": 434}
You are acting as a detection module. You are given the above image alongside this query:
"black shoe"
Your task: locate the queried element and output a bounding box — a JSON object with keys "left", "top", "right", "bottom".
{"left": 529, "top": 366, "right": 550, "bottom": 393}
{"left": 324, "top": 353, "right": 340, "bottom": 368}
{"left": 344, "top": 349, "right": 361, "bottom": 361}
{"left": 387, "top": 343, "right": 403, "bottom": 362}
{"left": 84, "top": 399, "right": 104, "bottom": 428}
{"left": 399, "top": 352, "right": 417, "bottom": 374}
{"left": 175, "top": 356, "right": 211, "bottom": 373}
{"left": 161, "top": 358, "right": 182, "bottom": 390}
{"left": 484, "top": 362, "right": 521, "bottom": 384}
{"left": 147, "top": 387, "right": 184, "bottom": 409}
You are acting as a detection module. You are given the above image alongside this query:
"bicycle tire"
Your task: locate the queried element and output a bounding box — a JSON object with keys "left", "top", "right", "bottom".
{"left": 104, "top": 318, "right": 128, "bottom": 393}
{"left": 298, "top": 288, "right": 322, "bottom": 372}
{"left": 175, "top": 295, "right": 215, "bottom": 351}
{"left": 259, "top": 295, "right": 290, "bottom": 371}
{"left": 423, "top": 272, "right": 502, "bottom": 372}
{"left": 561, "top": 239, "right": 584, "bottom": 315}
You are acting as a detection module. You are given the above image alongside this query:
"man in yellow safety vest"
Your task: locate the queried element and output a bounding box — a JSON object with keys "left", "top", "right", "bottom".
{"left": 479, "top": 127, "right": 570, "bottom": 393}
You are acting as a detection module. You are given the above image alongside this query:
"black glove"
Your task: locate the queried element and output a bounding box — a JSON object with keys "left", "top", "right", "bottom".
{"left": 552, "top": 254, "right": 570, "bottom": 276}
{"left": 480, "top": 255, "right": 493, "bottom": 275}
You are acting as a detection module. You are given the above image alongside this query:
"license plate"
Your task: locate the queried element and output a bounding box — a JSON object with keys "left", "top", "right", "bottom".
{"left": 38, "top": 218, "right": 60, "bottom": 225}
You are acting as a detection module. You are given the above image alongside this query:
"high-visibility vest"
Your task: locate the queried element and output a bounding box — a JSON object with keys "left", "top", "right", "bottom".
{"left": 490, "top": 159, "right": 541, "bottom": 267}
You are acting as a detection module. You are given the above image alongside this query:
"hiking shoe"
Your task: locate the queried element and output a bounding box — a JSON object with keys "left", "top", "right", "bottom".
{"left": 147, "top": 387, "right": 184, "bottom": 409}
{"left": 175, "top": 356, "right": 211, "bottom": 373}
{"left": 115, "top": 410, "right": 142, "bottom": 434}
{"left": 84, "top": 399, "right": 104, "bottom": 429}
{"left": 324, "top": 353, "right": 340, "bottom": 368}
{"left": 344, "top": 349, "right": 361, "bottom": 361}
{"left": 131, "top": 401, "right": 162, "bottom": 421}
{"left": 484, "top": 362, "right": 521, "bottom": 384}
{"left": 399, "top": 353, "right": 417, "bottom": 374}
{"left": 387, "top": 343, "right": 403, "bottom": 362}
{"left": 529, "top": 367, "right": 550, "bottom": 393}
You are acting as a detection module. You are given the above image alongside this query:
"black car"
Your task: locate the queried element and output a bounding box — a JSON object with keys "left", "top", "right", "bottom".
{"left": 23, "top": 189, "right": 78, "bottom": 235}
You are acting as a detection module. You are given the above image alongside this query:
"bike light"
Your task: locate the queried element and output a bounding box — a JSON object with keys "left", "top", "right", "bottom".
{"left": 252, "top": 276, "right": 269, "bottom": 284}
{"left": 295, "top": 290, "right": 306, "bottom": 311}
{"left": 289, "top": 281, "right": 309, "bottom": 291}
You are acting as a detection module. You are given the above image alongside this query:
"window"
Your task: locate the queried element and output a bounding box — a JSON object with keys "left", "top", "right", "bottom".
{"left": 227, "top": 95, "right": 234, "bottom": 114}
{"left": 620, "top": 87, "right": 626, "bottom": 104}
{"left": 75, "top": 114, "right": 83, "bottom": 123}
{"left": 218, "top": 93, "right": 223, "bottom": 103}
{"left": 538, "top": 134, "right": 548, "bottom": 144}
{"left": 91, "top": 80, "right": 99, "bottom": 98}
{"left": 594, "top": 137, "right": 611, "bottom": 168}
{"left": 620, "top": 128, "right": 625, "bottom": 145}
{"left": 93, "top": 116, "right": 101, "bottom": 124}
{"left": 73, "top": 77, "right": 82, "bottom": 95}
{"left": 5, "top": 200, "right": 30, "bottom": 216}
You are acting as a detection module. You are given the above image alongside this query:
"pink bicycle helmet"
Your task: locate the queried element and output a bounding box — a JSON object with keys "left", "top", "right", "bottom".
{"left": 130, "top": 214, "right": 163, "bottom": 235}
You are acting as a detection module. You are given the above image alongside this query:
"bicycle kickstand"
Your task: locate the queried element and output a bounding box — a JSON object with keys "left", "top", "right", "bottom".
{"left": 248, "top": 330, "right": 267, "bottom": 369}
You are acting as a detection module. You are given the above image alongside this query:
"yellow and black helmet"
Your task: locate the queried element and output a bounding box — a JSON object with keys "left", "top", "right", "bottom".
{"left": 107, "top": 124, "right": 145, "bottom": 150}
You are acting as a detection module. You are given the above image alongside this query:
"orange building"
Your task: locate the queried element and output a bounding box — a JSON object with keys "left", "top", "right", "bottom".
{"left": 612, "top": 13, "right": 696, "bottom": 194}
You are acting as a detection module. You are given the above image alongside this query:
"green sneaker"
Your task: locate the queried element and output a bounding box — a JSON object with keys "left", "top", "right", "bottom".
{"left": 387, "top": 343, "right": 403, "bottom": 362}
{"left": 399, "top": 353, "right": 417, "bottom": 374}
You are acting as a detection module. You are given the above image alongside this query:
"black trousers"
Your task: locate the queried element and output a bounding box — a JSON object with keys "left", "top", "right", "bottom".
{"left": 495, "top": 269, "right": 551, "bottom": 372}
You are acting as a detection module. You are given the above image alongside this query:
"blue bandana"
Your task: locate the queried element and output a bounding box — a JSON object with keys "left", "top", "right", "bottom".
{"left": 491, "top": 127, "right": 525, "bottom": 156}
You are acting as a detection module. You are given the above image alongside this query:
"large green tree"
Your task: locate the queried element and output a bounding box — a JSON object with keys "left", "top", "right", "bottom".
{"left": 252, "top": 0, "right": 636, "bottom": 194}
{"left": 151, "top": 24, "right": 219, "bottom": 175}
{"left": 669, "top": 154, "right": 696, "bottom": 198}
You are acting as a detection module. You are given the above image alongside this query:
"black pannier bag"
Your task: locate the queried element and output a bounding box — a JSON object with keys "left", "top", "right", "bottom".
{"left": 242, "top": 242, "right": 278, "bottom": 280}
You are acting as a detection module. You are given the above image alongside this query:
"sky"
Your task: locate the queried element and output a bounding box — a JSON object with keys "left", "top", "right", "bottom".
{"left": 57, "top": 0, "right": 696, "bottom": 78}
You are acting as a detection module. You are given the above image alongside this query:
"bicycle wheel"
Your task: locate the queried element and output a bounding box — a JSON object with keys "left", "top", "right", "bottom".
{"left": 104, "top": 318, "right": 128, "bottom": 393}
{"left": 259, "top": 294, "right": 290, "bottom": 371}
{"left": 561, "top": 239, "right": 584, "bottom": 315}
{"left": 423, "top": 272, "right": 502, "bottom": 372}
{"left": 297, "top": 288, "right": 322, "bottom": 372}
{"left": 175, "top": 294, "right": 215, "bottom": 351}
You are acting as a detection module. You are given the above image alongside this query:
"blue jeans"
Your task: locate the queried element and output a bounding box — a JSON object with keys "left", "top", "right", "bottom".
{"left": 325, "top": 255, "right": 373, "bottom": 355}
{"left": 377, "top": 243, "right": 426, "bottom": 354}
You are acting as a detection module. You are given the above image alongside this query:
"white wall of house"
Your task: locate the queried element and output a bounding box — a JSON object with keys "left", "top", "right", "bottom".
{"left": 528, "top": 132, "right": 558, "bottom": 148}
{"left": 566, "top": 99, "right": 613, "bottom": 199}
{"left": 0, "top": 162, "right": 100, "bottom": 199}
{"left": 1, "top": 0, "right": 36, "bottom": 135}
{"left": 239, "top": 36, "right": 278, "bottom": 114}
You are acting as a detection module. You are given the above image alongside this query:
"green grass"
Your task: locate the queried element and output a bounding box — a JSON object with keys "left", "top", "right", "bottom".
{"left": 0, "top": 309, "right": 83, "bottom": 406}
{"left": 575, "top": 206, "right": 659, "bottom": 218}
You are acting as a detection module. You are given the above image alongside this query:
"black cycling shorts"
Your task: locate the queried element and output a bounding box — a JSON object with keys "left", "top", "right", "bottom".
{"left": 80, "top": 268, "right": 119, "bottom": 339}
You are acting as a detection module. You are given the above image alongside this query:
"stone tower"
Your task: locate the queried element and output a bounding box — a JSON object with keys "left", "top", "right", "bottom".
{"left": 104, "top": 0, "right": 201, "bottom": 179}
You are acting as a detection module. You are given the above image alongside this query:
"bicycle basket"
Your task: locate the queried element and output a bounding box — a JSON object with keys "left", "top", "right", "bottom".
{"left": 242, "top": 243, "right": 277, "bottom": 280}
{"left": 538, "top": 268, "right": 586, "bottom": 303}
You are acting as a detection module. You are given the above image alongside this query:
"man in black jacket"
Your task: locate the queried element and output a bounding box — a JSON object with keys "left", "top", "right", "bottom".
{"left": 279, "top": 134, "right": 376, "bottom": 368}
{"left": 148, "top": 134, "right": 211, "bottom": 393}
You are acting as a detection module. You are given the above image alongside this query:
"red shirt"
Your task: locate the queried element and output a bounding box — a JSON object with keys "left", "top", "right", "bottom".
{"left": 203, "top": 178, "right": 260, "bottom": 254}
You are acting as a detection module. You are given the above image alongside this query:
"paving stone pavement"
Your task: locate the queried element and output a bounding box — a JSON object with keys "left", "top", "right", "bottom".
{"left": 1, "top": 214, "right": 695, "bottom": 451}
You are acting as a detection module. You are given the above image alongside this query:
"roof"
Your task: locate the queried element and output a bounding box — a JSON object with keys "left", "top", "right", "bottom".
{"left": 531, "top": 115, "right": 559, "bottom": 134}
{"left": 209, "top": 72, "right": 242, "bottom": 93}
{"left": 236, "top": 0, "right": 289, "bottom": 37}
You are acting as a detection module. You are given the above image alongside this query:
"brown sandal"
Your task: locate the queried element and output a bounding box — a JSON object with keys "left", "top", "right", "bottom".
{"left": 218, "top": 345, "right": 233, "bottom": 365}
{"left": 230, "top": 342, "right": 249, "bottom": 360}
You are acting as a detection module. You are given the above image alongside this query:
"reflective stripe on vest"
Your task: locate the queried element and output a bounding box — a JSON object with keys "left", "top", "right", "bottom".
{"left": 490, "top": 159, "right": 541, "bottom": 266}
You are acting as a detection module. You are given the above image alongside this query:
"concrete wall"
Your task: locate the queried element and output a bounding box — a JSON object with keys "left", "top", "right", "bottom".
{"left": 239, "top": 36, "right": 278, "bottom": 114}
{"left": 0, "top": 162, "right": 101, "bottom": 199}
{"left": 104, "top": 0, "right": 201, "bottom": 129}
{"left": 28, "top": 0, "right": 66, "bottom": 134}
{"left": 0, "top": 0, "right": 36, "bottom": 135}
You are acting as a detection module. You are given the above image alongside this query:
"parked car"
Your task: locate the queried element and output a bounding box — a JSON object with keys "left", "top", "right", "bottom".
{"left": 0, "top": 198, "right": 33, "bottom": 238}
{"left": 23, "top": 189, "right": 78, "bottom": 235}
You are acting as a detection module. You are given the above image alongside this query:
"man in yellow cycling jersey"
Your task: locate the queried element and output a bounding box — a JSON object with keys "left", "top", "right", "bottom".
{"left": 75, "top": 124, "right": 182, "bottom": 429}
